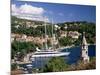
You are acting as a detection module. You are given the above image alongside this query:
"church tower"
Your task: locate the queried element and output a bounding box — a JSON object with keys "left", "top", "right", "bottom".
{"left": 81, "top": 32, "right": 89, "bottom": 63}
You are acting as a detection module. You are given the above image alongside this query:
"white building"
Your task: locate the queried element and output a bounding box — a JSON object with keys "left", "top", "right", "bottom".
{"left": 81, "top": 32, "right": 89, "bottom": 63}
{"left": 68, "top": 31, "right": 80, "bottom": 39}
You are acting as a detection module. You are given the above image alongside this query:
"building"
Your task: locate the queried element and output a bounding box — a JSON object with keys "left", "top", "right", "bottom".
{"left": 60, "top": 30, "right": 67, "bottom": 38}
{"left": 11, "top": 33, "right": 21, "bottom": 42}
{"left": 81, "top": 32, "right": 89, "bottom": 63}
{"left": 26, "top": 21, "right": 35, "bottom": 28}
{"left": 68, "top": 31, "right": 80, "bottom": 39}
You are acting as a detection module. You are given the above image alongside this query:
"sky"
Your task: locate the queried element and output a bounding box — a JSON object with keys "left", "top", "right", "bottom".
{"left": 11, "top": 0, "right": 96, "bottom": 23}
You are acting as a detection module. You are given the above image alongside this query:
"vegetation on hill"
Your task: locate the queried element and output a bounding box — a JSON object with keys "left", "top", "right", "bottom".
{"left": 11, "top": 16, "right": 96, "bottom": 44}
{"left": 41, "top": 57, "right": 96, "bottom": 72}
{"left": 43, "top": 57, "right": 68, "bottom": 72}
{"left": 59, "top": 37, "right": 73, "bottom": 46}
{"left": 11, "top": 41, "right": 36, "bottom": 59}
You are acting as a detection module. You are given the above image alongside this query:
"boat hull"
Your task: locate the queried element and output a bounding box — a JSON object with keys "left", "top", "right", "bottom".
{"left": 31, "top": 52, "right": 70, "bottom": 58}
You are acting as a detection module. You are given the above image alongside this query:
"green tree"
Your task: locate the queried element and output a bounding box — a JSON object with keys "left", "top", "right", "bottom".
{"left": 43, "top": 57, "right": 69, "bottom": 72}
{"left": 59, "top": 37, "right": 72, "bottom": 46}
{"left": 11, "top": 41, "right": 36, "bottom": 59}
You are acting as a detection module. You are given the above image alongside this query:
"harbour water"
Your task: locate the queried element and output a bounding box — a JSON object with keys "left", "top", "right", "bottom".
{"left": 21, "top": 45, "right": 96, "bottom": 72}
{"left": 62, "top": 45, "right": 96, "bottom": 64}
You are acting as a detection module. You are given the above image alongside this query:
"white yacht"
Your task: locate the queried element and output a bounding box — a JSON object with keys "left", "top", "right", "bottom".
{"left": 31, "top": 17, "right": 70, "bottom": 58}
{"left": 31, "top": 47, "right": 70, "bottom": 58}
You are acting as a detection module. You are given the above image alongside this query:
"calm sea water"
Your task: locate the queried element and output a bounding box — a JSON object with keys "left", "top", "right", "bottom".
{"left": 22, "top": 45, "right": 96, "bottom": 72}
{"left": 62, "top": 45, "right": 96, "bottom": 64}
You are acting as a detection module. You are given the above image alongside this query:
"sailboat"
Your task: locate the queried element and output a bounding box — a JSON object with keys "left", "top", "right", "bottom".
{"left": 31, "top": 17, "right": 70, "bottom": 58}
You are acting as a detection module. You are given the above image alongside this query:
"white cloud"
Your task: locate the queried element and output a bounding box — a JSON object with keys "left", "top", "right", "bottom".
{"left": 12, "top": 4, "right": 16, "bottom": 12}
{"left": 19, "top": 3, "right": 44, "bottom": 15}
{"left": 11, "top": 4, "right": 49, "bottom": 22}
{"left": 12, "top": 3, "right": 44, "bottom": 15}
{"left": 12, "top": 4, "right": 19, "bottom": 16}
{"left": 17, "top": 15, "right": 49, "bottom": 22}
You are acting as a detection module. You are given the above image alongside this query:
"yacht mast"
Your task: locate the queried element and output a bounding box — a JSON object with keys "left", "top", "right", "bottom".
{"left": 52, "top": 18, "right": 54, "bottom": 50}
{"left": 44, "top": 16, "right": 48, "bottom": 50}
